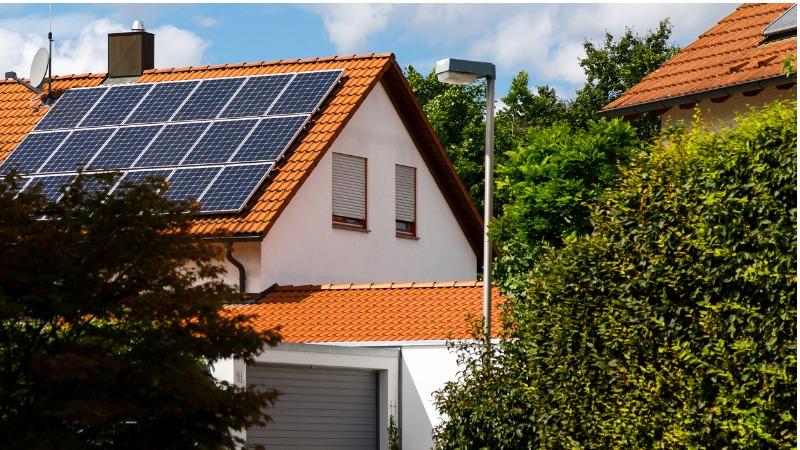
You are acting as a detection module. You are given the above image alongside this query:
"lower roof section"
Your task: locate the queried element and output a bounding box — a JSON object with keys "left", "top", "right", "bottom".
{"left": 224, "top": 281, "right": 504, "bottom": 343}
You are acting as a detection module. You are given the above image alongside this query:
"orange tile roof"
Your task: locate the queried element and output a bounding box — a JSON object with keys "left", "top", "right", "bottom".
{"left": 0, "top": 73, "right": 105, "bottom": 161}
{"left": 0, "top": 54, "right": 484, "bottom": 255}
{"left": 224, "top": 281, "right": 505, "bottom": 343}
{"left": 604, "top": 3, "right": 796, "bottom": 114}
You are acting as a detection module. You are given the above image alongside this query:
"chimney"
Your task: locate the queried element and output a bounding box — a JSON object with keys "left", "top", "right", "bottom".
{"left": 107, "top": 20, "right": 154, "bottom": 78}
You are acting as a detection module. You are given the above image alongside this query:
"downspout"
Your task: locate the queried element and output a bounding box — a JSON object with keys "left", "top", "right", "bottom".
{"left": 224, "top": 241, "right": 246, "bottom": 295}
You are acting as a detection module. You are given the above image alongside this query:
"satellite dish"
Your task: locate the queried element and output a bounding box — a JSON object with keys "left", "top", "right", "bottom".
{"left": 29, "top": 47, "right": 49, "bottom": 89}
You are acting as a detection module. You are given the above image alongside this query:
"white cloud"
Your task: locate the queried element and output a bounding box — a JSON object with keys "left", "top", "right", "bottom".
{"left": 0, "top": 14, "right": 209, "bottom": 78}
{"left": 152, "top": 24, "right": 209, "bottom": 68}
{"left": 194, "top": 16, "right": 219, "bottom": 28}
{"left": 311, "top": 4, "right": 395, "bottom": 53}
{"left": 310, "top": 3, "right": 737, "bottom": 96}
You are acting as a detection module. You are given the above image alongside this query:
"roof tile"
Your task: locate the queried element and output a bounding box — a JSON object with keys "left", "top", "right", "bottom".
{"left": 604, "top": 4, "right": 796, "bottom": 112}
{"left": 224, "top": 282, "right": 505, "bottom": 342}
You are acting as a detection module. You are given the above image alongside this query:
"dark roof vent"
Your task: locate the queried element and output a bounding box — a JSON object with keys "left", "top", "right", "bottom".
{"left": 108, "top": 20, "right": 154, "bottom": 78}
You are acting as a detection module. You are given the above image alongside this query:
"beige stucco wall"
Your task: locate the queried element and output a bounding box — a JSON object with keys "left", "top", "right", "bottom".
{"left": 660, "top": 84, "right": 796, "bottom": 130}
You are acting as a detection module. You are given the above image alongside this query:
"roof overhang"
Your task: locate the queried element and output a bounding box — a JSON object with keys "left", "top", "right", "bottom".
{"left": 599, "top": 73, "right": 797, "bottom": 119}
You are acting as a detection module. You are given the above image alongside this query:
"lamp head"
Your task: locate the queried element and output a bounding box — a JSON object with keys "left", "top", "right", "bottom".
{"left": 435, "top": 58, "right": 495, "bottom": 85}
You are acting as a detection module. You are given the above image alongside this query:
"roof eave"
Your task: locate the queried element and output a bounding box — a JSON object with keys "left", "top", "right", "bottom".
{"left": 600, "top": 74, "right": 797, "bottom": 119}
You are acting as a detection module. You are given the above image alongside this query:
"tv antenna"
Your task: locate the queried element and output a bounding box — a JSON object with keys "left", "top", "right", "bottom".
{"left": 3, "top": 3, "right": 54, "bottom": 104}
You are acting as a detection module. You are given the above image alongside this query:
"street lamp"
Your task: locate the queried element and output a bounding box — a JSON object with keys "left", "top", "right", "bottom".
{"left": 435, "top": 58, "right": 495, "bottom": 343}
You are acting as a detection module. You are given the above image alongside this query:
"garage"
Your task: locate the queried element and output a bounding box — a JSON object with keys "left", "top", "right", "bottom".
{"left": 247, "top": 363, "right": 378, "bottom": 449}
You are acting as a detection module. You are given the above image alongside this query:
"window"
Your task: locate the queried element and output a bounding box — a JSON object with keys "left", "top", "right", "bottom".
{"left": 332, "top": 153, "right": 367, "bottom": 229}
{"left": 395, "top": 164, "right": 416, "bottom": 237}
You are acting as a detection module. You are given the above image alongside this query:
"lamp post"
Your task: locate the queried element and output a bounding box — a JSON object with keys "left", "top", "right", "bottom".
{"left": 434, "top": 58, "right": 495, "bottom": 343}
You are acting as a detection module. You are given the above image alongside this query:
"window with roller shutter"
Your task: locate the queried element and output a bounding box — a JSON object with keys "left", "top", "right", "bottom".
{"left": 395, "top": 164, "right": 416, "bottom": 236}
{"left": 332, "top": 153, "right": 367, "bottom": 229}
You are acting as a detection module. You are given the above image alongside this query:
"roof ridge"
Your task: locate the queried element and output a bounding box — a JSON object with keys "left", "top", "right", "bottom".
{"left": 142, "top": 52, "right": 395, "bottom": 75}
{"left": 273, "top": 280, "right": 485, "bottom": 292}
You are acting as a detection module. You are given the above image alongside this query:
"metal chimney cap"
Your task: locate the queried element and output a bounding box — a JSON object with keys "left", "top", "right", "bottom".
{"left": 131, "top": 20, "right": 145, "bottom": 31}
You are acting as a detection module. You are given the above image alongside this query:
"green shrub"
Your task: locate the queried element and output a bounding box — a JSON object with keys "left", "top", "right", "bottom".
{"left": 435, "top": 101, "right": 797, "bottom": 449}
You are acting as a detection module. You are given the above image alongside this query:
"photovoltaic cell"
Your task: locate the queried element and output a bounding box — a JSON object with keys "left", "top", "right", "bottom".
{"left": 230, "top": 115, "right": 306, "bottom": 163}
{"left": 172, "top": 77, "right": 245, "bottom": 121}
{"left": 117, "top": 169, "right": 173, "bottom": 190}
{"left": 134, "top": 122, "right": 209, "bottom": 168}
{"left": 80, "top": 84, "right": 153, "bottom": 127}
{"left": 219, "top": 74, "right": 292, "bottom": 118}
{"left": 126, "top": 81, "right": 199, "bottom": 124}
{"left": 268, "top": 70, "right": 341, "bottom": 115}
{"left": 90, "top": 125, "right": 163, "bottom": 170}
{"left": 182, "top": 119, "right": 257, "bottom": 165}
{"left": 40, "top": 128, "right": 115, "bottom": 174}
{"left": 80, "top": 172, "right": 122, "bottom": 194}
{"left": 165, "top": 166, "right": 220, "bottom": 202}
{"left": 23, "top": 174, "right": 75, "bottom": 201}
{"left": 35, "top": 87, "right": 108, "bottom": 130}
{"left": 200, "top": 163, "right": 271, "bottom": 213}
{"left": 0, "top": 132, "right": 69, "bottom": 174}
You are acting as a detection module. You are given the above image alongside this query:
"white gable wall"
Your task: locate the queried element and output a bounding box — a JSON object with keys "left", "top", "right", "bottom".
{"left": 248, "top": 82, "right": 477, "bottom": 287}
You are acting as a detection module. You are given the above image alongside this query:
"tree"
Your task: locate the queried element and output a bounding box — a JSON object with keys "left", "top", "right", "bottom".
{"left": 568, "top": 20, "right": 679, "bottom": 139}
{"left": 495, "top": 72, "right": 568, "bottom": 154}
{"left": 491, "top": 119, "right": 640, "bottom": 298}
{"left": 435, "top": 101, "right": 797, "bottom": 448}
{"left": 0, "top": 173, "right": 280, "bottom": 449}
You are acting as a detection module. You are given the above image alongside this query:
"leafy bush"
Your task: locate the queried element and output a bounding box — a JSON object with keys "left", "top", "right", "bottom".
{"left": 435, "top": 101, "right": 797, "bottom": 449}
{"left": 492, "top": 119, "right": 640, "bottom": 298}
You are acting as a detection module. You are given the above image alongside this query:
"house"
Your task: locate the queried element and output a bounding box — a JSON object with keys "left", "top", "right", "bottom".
{"left": 601, "top": 3, "right": 797, "bottom": 127}
{"left": 0, "top": 24, "right": 506, "bottom": 450}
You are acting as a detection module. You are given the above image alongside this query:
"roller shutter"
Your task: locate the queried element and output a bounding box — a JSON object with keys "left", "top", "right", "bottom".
{"left": 395, "top": 165, "right": 416, "bottom": 223}
{"left": 332, "top": 153, "right": 366, "bottom": 221}
{"left": 247, "top": 364, "right": 378, "bottom": 449}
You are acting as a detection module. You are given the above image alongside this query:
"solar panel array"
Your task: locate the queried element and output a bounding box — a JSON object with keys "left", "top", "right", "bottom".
{"left": 3, "top": 69, "right": 343, "bottom": 213}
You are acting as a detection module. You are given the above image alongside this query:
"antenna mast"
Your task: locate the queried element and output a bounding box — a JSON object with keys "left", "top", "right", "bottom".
{"left": 47, "top": 3, "right": 53, "bottom": 101}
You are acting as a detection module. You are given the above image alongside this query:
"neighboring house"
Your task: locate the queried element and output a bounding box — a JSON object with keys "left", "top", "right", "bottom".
{"left": 0, "top": 25, "right": 504, "bottom": 450}
{"left": 601, "top": 3, "right": 797, "bottom": 127}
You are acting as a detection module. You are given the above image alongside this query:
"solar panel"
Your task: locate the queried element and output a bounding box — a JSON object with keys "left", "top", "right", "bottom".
{"left": 126, "top": 81, "right": 199, "bottom": 124}
{"left": 90, "top": 125, "right": 163, "bottom": 169}
{"left": 183, "top": 119, "right": 258, "bottom": 165}
{"left": 164, "top": 166, "right": 221, "bottom": 203}
{"left": 35, "top": 87, "right": 108, "bottom": 130}
{"left": 200, "top": 163, "right": 271, "bottom": 213}
{"left": 80, "top": 84, "right": 153, "bottom": 127}
{"left": 40, "top": 128, "right": 115, "bottom": 174}
{"left": 134, "top": 122, "right": 209, "bottom": 168}
{"left": 269, "top": 70, "right": 341, "bottom": 115}
{"left": 8, "top": 69, "right": 342, "bottom": 213}
{"left": 764, "top": 5, "right": 796, "bottom": 36}
{"left": 172, "top": 77, "right": 245, "bottom": 121}
{"left": 230, "top": 115, "right": 307, "bottom": 163}
{"left": 0, "top": 131, "right": 69, "bottom": 174}
{"left": 220, "top": 74, "right": 293, "bottom": 118}
{"left": 23, "top": 174, "right": 75, "bottom": 201}
{"left": 80, "top": 172, "right": 122, "bottom": 194}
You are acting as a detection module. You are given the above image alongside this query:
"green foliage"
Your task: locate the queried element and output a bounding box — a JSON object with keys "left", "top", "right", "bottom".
{"left": 388, "top": 415, "right": 400, "bottom": 450}
{"left": 492, "top": 119, "right": 640, "bottom": 297}
{"left": 435, "top": 101, "right": 797, "bottom": 448}
{"left": 0, "top": 174, "right": 280, "bottom": 449}
{"left": 569, "top": 20, "right": 679, "bottom": 139}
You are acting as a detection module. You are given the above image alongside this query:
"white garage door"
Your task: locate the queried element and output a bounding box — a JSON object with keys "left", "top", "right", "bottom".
{"left": 247, "top": 364, "right": 378, "bottom": 449}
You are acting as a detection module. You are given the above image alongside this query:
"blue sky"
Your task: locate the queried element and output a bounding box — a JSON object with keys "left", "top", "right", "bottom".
{"left": 0, "top": 3, "right": 736, "bottom": 100}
